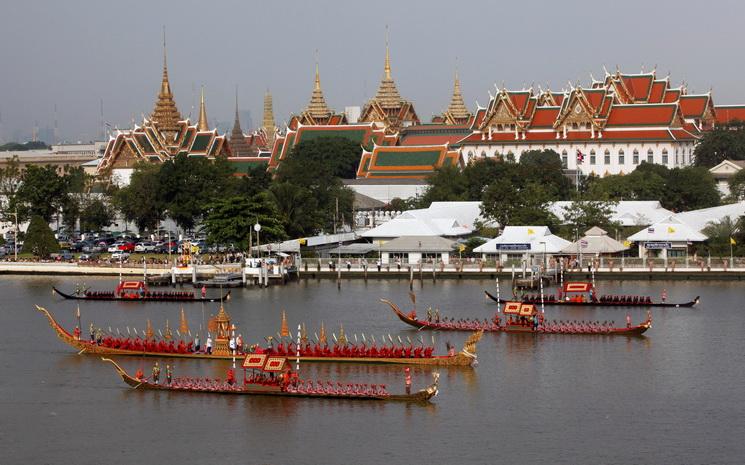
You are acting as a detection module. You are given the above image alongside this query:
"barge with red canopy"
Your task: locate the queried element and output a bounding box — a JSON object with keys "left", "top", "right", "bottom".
{"left": 53, "top": 280, "right": 230, "bottom": 303}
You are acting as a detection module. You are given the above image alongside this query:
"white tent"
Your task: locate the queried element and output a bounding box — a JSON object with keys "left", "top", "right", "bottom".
{"left": 474, "top": 226, "right": 571, "bottom": 255}
{"left": 561, "top": 227, "right": 629, "bottom": 254}
{"left": 627, "top": 216, "right": 707, "bottom": 258}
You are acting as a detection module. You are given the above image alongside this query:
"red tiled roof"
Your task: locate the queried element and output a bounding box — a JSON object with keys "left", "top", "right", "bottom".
{"left": 508, "top": 92, "right": 532, "bottom": 114}
{"left": 620, "top": 74, "right": 654, "bottom": 101}
{"left": 679, "top": 95, "right": 709, "bottom": 118}
{"left": 530, "top": 107, "right": 560, "bottom": 128}
{"left": 648, "top": 81, "right": 667, "bottom": 103}
{"left": 714, "top": 105, "right": 745, "bottom": 124}
{"left": 663, "top": 89, "right": 681, "bottom": 103}
{"left": 458, "top": 127, "right": 696, "bottom": 145}
{"left": 584, "top": 89, "right": 607, "bottom": 110}
{"left": 605, "top": 104, "right": 676, "bottom": 126}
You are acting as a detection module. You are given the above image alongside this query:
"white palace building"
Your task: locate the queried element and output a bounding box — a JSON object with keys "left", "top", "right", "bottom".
{"left": 456, "top": 69, "right": 731, "bottom": 176}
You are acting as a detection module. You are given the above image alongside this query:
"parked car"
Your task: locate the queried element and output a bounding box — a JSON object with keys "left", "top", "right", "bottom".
{"left": 155, "top": 241, "right": 178, "bottom": 253}
{"left": 118, "top": 242, "right": 136, "bottom": 253}
{"left": 110, "top": 251, "right": 130, "bottom": 261}
{"left": 79, "top": 252, "right": 100, "bottom": 262}
{"left": 135, "top": 241, "right": 156, "bottom": 253}
{"left": 51, "top": 250, "right": 74, "bottom": 261}
{"left": 108, "top": 242, "right": 124, "bottom": 253}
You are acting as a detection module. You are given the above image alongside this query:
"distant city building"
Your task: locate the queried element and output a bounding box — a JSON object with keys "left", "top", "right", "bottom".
{"left": 96, "top": 43, "right": 229, "bottom": 185}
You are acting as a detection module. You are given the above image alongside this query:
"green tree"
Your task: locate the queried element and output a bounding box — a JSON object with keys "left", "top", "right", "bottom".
{"left": 701, "top": 216, "right": 743, "bottom": 256}
{"left": 728, "top": 168, "right": 745, "bottom": 200}
{"left": 694, "top": 121, "right": 745, "bottom": 167}
{"left": 157, "top": 154, "right": 234, "bottom": 231}
{"left": 418, "top": 165, "right": 469, "bottom": 205}
{"left": 80, "top": 197, "right": 114, "bottom": 232}
{"left": 278, "top": 137, "right": 362, "bottom": 181}
{"left": 558, "top": 199, "right": 619, "bottom": 237}
{"left": 15, "top": 165, "right": 66, "bottom": 222}
{"left": 22, "top": 215, "right": 59, "bottom": 257}
{"left": 204, "top": 193, "right": 287, "bottom": 249}
{"left": 662, "top": 166, "right": 720, "bottom": 211}
{"left": 112, "top": 162, "right": 165, "bottom": 233}
{"left": 519, "top": 149, "right": 572, "bottom": 198}
{"left": 0, "top": 155, "right": 21, "bottom": 222}
{"left": 481, "top": 180, "right": 558, "bottom": 227}
{"left": 275, "top": 139, "right": 357, "bottom": 235}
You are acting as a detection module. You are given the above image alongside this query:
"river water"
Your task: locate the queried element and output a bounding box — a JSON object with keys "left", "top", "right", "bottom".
{"left": 0, "top": 276, "right": 743, "bottom": 465}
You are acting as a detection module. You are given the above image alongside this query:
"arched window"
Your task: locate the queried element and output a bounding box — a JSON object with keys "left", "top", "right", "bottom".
{"left": 589, "top": 149, "right": 596, "bottom": 165}
{"left": 480, "top": 151, "right": 487, "bottom": 158}
{"left": 662, "top": 149, "right": 669, "bottom": 165}
{"left": 633, "top": 149, "right": 639, "bottom": 165}
{"left": 561, "top": 150, "right": 568, "bottom": 168}
{"left": 604, "top": 149, "right": 611, "bottom": 165}
{"left": 647, "top": 148, "right": 654, "bottom": 164}
{"left": 618, "top": 149, "right": 625, "bottom": 165}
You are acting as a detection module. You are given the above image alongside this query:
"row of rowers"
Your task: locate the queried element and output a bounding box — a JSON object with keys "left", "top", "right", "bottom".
{"left": 81, "top": 326, "right": 439, "bottom": 358}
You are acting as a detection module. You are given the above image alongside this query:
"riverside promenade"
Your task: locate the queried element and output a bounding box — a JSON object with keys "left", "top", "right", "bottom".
{"left": 5, "top": 259, "right": 745, "bottom": 282}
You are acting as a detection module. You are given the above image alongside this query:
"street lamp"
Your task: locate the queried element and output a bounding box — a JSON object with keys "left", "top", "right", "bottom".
{"left": 254, "top": 222, "right": 261, "bottom": 258}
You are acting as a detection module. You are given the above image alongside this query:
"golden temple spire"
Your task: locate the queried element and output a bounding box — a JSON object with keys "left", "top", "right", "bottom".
{"left": 305, "top": 54, "right": 332, "bottom": 119}
{"left": 150, "top": 27, "right": 182, "bottom": 135}
{"left": 446, "top": 69, "right": 471, "bottom": 120}
{"left": 374, "top": 28, "right": 403, "bottom": 109}
{"left": 384, "top": 26, "right": 391, "bottom": 80}
{"left": 262, "top": 89, "right": 276, "bottom": 145}
{"left": 197, "top": 86, "right": 209, "bottom": 131}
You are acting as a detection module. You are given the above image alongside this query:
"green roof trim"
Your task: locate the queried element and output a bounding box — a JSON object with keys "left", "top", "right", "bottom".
{"left": 298, "top": 128, "right": 367, "bottom": 144}
{"left": 191, "top": 134, "right": 211, "bottom": 152}
{"left": 375, "top": 150, "right": 441, "bottom": 167}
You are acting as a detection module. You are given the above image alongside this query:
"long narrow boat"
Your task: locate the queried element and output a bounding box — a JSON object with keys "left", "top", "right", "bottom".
{"left": 102, "top": 358, "right": 439, "bottom": 402}
{"left": 53, "top": 280, "right": 230, "bottom": 303}
{"left": 485, "top": 281, "right": 698, "bottom": 308}
{"left": 36, "top": 305, "right": 481, "bottom": 366}
{"left": 382, "top": 299, "right": 652, "bottom": 336}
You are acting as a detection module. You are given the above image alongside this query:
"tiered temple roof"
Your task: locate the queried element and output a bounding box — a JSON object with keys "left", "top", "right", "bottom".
{"left": 97, "top": 43, "right": 229, "bottom": 177}
{"left": 149, "top": 44, "right": 182, "bottom": 139}
{"left": 229, "top": 90, "right": 254, "bottom": 157}
{"left": 356, "top": 144, "right": 460, "bottom": 179}
{"left": 461, "top": 69, "right": 713, "bottom": 146}
{"left": 358, "top": 40, "right": 419, "bottom": 133}
{"left": 288, "top": 64, "right": 347, "bottom": 129}
{"left": 433, "top": 72, "right": 472, "bottom": 125}
{"left": 267, "top": 123, "right": 394, "bottom": 173}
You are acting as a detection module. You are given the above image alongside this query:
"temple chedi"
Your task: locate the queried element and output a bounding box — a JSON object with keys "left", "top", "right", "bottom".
{"left": 359, "top": 35, "right": 419, "bottom": 133}
{"left": 289, "top": 62, "right": 347, "bottom": 128}
{"left": 262, "top": 90, "right": 277, "bottom": 149}
{"left": 96, "top": 38, "right": 229, "bottom": 183}
{"left": 229, "top": 89, "right": 254, "bottom": 157}
{"left": 434, "top": 71, "right": 472, "bottom": 125}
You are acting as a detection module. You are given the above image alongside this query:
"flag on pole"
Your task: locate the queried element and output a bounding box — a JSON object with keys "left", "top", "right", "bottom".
{"left": 730, "top": 237, "right": 737, "bottom": 245}
{"left": 576, "top": 149, "right": 584, "bottom": 163}
{"left": 667, "top": 226, "right": 676, "bottom": 233}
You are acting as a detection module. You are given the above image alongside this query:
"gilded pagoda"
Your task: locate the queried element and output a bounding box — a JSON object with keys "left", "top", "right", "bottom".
{"left": 97, "top": 43, "right": 229, "bottom": 181}
{"left": 358, "top": 39, "right": 419, "bottom": 133}
{"left": 287, "top": 63, "right": 347, "bottom": 130}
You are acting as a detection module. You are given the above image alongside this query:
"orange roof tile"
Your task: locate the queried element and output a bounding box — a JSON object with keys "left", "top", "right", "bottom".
{"left": 605, "top": 104, "right": 676, "bottom": 126}
{"left": 648, "top": 81, "right": 667, "bottom": 103}
{"left": 714, "top": 105, "right": 745, "bottom": 124}
{"left": 679, "top": 95, "right": 709, "bottom": 118}
{"left": 530, "top": 107, "right": 560, "bottom": 128}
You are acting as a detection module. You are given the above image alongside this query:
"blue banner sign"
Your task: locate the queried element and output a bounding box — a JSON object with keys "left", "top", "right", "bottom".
{"left": 495, "top": 243, "right": 531, "bottom": 251}
{"left": 645, "top": 242, "right": 672, "bottom": 250}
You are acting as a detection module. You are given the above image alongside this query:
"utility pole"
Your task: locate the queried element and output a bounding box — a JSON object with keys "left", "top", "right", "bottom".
{"left": 13, "top": 209, "right": 18, "bottom": 261}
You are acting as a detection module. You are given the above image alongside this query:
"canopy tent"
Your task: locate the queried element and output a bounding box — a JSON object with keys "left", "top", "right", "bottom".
{"left": 561, "top": 227, "right": 629, "bottom": 255}
{"left": 627, "top": 216, "right": 707, "bottom": 243}
{"left": 473, "top": 226, "right": 571, "bottom": 254}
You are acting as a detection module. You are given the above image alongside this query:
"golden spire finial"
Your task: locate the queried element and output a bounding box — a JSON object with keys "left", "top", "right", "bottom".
{"left": 197, "top": 85, "right": 209, "bottom": 131}
{"left": 384, "top": 25, "right": 391, "bottom": 80}
{"left": 263, "top": 90, "right": 276, "bottom": 146}
{"left": 305, "top": 52, "right": 332, "bottom": 119}
{"left": 150, "top": 27, "right": 182, "bottom": 136}
{"left": 444, "top": 63, "right": 471, "bottom": 123}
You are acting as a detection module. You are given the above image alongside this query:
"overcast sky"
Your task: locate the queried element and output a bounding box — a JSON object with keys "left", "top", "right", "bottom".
{"left": 1, "top": 0, "right": 743, "bottom": 142}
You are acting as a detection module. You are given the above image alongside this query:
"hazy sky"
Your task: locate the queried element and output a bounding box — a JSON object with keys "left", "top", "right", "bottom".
{"left": 1, "top": 0, "right": 744, "bottom": 142}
